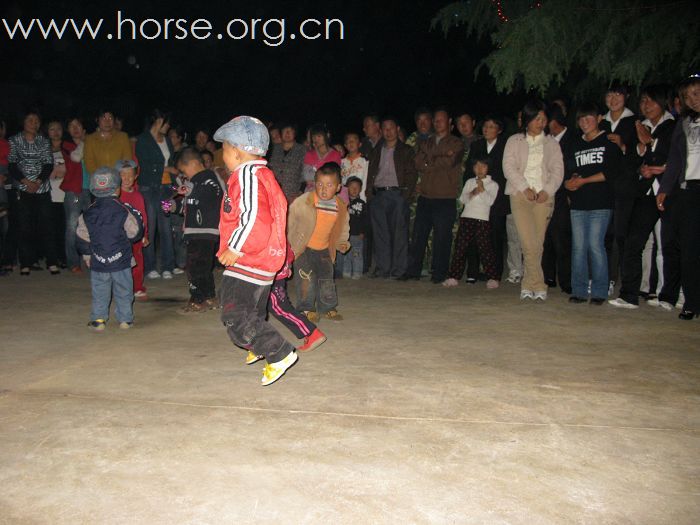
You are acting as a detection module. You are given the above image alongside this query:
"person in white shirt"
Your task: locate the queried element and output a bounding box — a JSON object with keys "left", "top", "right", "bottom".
{"left": 443, "top": 155, "right": 500, "bottom": 289}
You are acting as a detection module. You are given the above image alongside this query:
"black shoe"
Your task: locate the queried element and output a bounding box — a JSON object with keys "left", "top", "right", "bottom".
{"left": 679, "top": 309, "right": 698, "bottom": 320}
{"left": 569, "top": 296, "right": 587, "bottom": 304}
{"left": 590, "top": 297, "right": 606, "bottom": 305}
{"left": 561, "top": 287, "right": 572, "bottom": 295}
{"left": 465, "top": 278, "right": 477, "bottom": 285}
{"left": 545, "top": 279, "right": 556, "bottom": 288}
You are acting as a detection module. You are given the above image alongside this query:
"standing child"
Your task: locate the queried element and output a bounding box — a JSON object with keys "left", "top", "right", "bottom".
{"left": 169, "top": 147, "right": 224, "bottom": 313}
{"left": 288, "top": 162, "right": 350, "bottom": 322}
{"left": 341, "top": 133, "right": 368, "bottom": 201}
{"left": 215, "top": 116, "right": 298, "bottom": 386}
{"left": 336, "top": 176, "right": 368, "bottom": 279}
{"left": 77, "top": 167, "right": 144, "bottom": 330}
{"left": 443, "top": 155, "right": 500, "bottom": 289}
{"left": 117, "top": 160, "right": 149, "bottom": 300}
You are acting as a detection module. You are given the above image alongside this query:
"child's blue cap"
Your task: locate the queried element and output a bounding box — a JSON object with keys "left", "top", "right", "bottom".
{"left": 114, "top": 159, "right": 137, "bottom": 171}
{"left": 90, "top": 167, "right": 121, "bottom": 198}
{"left": 213, "top": 116, "right": 269, "bottom": 156}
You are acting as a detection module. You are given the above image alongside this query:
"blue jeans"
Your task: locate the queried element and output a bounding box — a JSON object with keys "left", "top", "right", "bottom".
{"left": 64, "top": 191, "right": 91, "bottom": 269}
{"left": 141, "top": 185, "right": 174, "bottom": 274}
{"left": 90, "top": 268, "right": 134, "bottom": 323}
{"left": 571, "top": 209, "right": 612, "bottom": 299}
{"left": 336, "top": 235, "right": 364, "bottom": 278}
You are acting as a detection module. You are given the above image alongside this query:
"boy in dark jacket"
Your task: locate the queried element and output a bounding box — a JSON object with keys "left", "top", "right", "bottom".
{"left": 77, "top": 167, "right": 144, "bottom": 331}
{"left": 167, "top": 147, "right": 223, "bottom": 313}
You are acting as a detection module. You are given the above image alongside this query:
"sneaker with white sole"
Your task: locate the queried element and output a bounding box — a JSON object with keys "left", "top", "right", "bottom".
{"left": 442, "top": 278, "right": 459, "bottom": 287}
{"left": 534, "top": 291, "right": 547, "bottom": 301}
{"left": 647, "top": 298, "right": 661, "bottom": 307}
{"left": 657, "top": 300, "right": 673, "bottom": 311}
{"left": 173, "top": 268, "right": 185, "bottom": 275}
{"left": 147, "top": 270, "right": 161, "bottom": 279}
{"left": 162, "top": 271, "right": 173, "bottom": 280}
{"left": 134, "top": 290, "right": 148, "bottom": 300}
{"left": 520, "top": 290, "right": 534, "bottom": 300}
{"left": 261, "top": 351, "right": 298, "bottom": 386}
{"left": 608, "top": 298, "right": 639, "bottom": 309}
{"left": 486, "top": 279, "right": 499, "bottom": 289}
{"left": 119, "top": 321, "right": 132, "bottom": 330}
{"left": 506, "top": 272, "right": 521, "bottom": 284}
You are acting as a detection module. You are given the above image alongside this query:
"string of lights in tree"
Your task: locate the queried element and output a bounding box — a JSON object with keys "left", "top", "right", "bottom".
{"left": 491, "top": 1, "right": 543, "bottom": 23}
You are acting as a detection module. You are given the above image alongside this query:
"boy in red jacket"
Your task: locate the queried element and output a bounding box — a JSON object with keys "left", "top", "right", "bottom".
{"left": 214, "top": 116, "right": 297, "bottom": 386}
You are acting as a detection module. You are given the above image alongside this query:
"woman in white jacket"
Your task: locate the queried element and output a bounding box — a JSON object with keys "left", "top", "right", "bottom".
{"left": 503, "top": 100, "right": 564, "bottom": 300}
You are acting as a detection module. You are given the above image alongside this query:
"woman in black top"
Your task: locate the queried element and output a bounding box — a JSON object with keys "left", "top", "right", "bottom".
{"left": 610, "top": 85, "right": 677, "bottom": 310}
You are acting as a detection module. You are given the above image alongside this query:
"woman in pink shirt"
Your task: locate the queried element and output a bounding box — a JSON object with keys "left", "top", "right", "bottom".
{"left": 302, "top": 124, "right": 342, "bottom": 192}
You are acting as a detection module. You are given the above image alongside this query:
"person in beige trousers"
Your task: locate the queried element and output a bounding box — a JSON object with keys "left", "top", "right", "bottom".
{"left": 503, "top": 100, "right": 564, "bottom": 300}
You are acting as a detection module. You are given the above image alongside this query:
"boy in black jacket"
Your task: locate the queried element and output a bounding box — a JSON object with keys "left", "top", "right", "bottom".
{"left": 167, "top": 147, "right": 224, "bottom": 313}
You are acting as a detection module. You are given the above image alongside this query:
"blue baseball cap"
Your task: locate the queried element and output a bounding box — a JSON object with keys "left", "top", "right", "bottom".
{"left": 114, "top": 159, "right": 138, "bottom": 171}
{"left": 90, "top": 167, "right": 121, "bottom": 198}
{"left": 213, "top": 116, "right": 269, "bottom": 156}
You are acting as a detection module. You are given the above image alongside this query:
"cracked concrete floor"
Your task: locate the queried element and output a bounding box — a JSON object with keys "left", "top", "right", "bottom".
{"left": 1, "top": 270, "right": 699, "bottom": 524}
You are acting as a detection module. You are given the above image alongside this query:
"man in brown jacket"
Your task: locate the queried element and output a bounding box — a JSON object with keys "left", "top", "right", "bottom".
{"left": 402, "top": 108, "right": 464, "bottom": 283}
{"left": 366, "top": 117, "right": 419, "bottom": 279}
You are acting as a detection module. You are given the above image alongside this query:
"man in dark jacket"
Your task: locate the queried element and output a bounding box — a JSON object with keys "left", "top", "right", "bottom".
{"left": 403, "top": 108, "right": 464, "bottom": 283}
{"left": 365, "top": 117, "right": 418, "bottom": 279}
{"left": 169, "top": 147, "right": 224, "bottom": 312}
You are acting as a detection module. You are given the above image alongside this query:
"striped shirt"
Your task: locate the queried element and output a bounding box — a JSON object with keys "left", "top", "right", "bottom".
{"left": 8, "top": 133, "right": 53, "bottom": 193}
{"left": 307, "top": 195, "right": 338, "bottom": 250}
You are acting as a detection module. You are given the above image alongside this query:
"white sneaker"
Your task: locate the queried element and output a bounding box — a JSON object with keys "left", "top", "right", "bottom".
{"left": 534, "top": 291, "right": 547, "bottom": 301}
{"left": 647, "top": 298, "right": 661, "bottom": 307}
{"left": 119, "top": 321, "right": 132, "bottom": 330}
{"left": 520, "top": 289, "right": 534, "bottom": 300}
{"left": 173, "top": 268, "right": 185, "bottom": 275}
{"left": 134, "top": 290, "right": 148, "bottom": 300}
{"left": 486, "top": 279, "right": 499, "bottom": 289}
{"left": 162, "top": 271, "right": 173, "bottom": 280}
{"left": 657, "top": 301, "right": 673, "bottom": 311}
{"left": 608, "top": 298, "right": 639, "bottom": 309}
{"left": 147, "top": 270, "right": 161, "bottom": 279}
{"left": 442, "top": 278, "right": 459, "bottom": 287}
{"left": 506, "top": 272, "right": 521, "bottom": 284}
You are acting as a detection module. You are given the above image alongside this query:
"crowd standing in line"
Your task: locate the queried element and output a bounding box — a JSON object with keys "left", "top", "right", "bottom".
{"left": 1, "top": 77, "right": 699, "bottom": 379}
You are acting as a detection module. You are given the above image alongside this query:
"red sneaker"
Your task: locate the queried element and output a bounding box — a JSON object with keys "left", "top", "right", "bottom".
{"left": 297, "top": 328, "right": 327, "bottom": 353}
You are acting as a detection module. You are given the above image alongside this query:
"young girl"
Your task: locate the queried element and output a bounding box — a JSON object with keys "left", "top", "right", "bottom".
{"left": 341, "top": 132, "right": 368, "bottom": 202}
{"left": 443, "top": 156, "right": 500, "bottom": 289}
{"left": 302, "top": 124, "right": 342, "bottom": 193}
{"left": 566, "top": 103, "right": 621, "bottom": 304}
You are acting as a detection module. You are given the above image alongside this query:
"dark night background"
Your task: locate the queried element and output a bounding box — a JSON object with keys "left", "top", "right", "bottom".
{"left": 1, "top": 1, "right": 527, "bottom": 138}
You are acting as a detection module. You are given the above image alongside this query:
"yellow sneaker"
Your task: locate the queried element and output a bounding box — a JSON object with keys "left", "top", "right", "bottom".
{"left": 324, "top": 309, "right": 343, "bottom": 321}
{"left": 261, "top": 351, "right": 298, "bottom": 386}
{"left": 245, "top": 351, "right": 263, "bottom": 365}
{"left": 304, "top": 311, "right": 320, "bottom": 323}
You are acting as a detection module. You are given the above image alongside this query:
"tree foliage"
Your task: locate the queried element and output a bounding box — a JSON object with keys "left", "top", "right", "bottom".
{"left": 432, "top": 0, "right": 700, "bottom": 96}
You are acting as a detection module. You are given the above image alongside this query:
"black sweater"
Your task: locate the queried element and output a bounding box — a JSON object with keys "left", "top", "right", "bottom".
{"left": 175, "top": 169, "right": 223, "bottom": 239}
{"left": 567, "top": 132, "right": 621, "bottom": 210}
{"left": 600, "top": 113, "right": 638, "bottom": 198}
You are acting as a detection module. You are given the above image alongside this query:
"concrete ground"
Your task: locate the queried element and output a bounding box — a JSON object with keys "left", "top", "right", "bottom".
{"left": 0, "top": 269, "right": 699, "bottom": 525}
